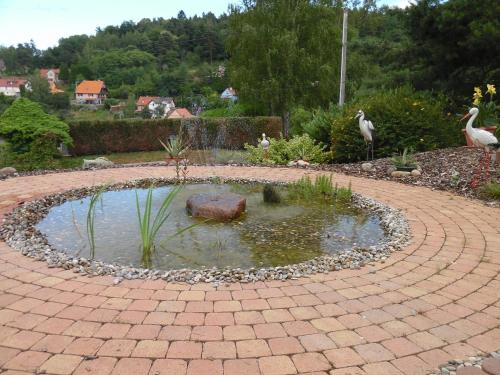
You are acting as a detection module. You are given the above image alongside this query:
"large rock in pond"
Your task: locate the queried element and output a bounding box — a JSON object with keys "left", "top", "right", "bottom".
{"left": 186, "top": 193, "right": 246, "bottom": 221}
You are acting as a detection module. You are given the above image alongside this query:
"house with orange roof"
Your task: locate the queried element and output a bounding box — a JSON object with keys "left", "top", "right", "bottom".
{"left": 167, "top": 107, "right": 194, "bottom": 119}
{"left": 136, "top": 96, "right": 156, "bottom": 112}
{"left": 75, "top": 80, "right": 108, "bottom": 104}
{"left": 40, "top": 68, "right": 60, "bottom": 83}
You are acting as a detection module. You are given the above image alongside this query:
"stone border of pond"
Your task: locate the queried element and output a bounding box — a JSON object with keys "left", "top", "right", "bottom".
{"left": 0, "top": 177, "right": 411, "bottom": 285}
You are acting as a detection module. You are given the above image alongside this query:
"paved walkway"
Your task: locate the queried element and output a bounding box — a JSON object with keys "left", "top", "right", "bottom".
{"left": 0, "top": 166, "right": 498, "bottom": 375}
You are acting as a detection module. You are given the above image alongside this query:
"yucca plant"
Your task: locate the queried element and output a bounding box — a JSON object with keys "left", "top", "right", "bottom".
{"left": 159, "top": 130, "right": 190, "bottom": 180}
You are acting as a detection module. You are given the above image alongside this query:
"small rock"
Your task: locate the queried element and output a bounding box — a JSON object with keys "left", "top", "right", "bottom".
{"left": 411, "top": 169, "right": 422, "bottom": 177}
{"left": 297, "top": 160, "right": 310, "bottom": 167}
{"left": 82, "top": 157, "right": 114, "bottom": 169}
{"left": 386, "top": 166, "right": 396, "bottom": 175}
{"left": 0, "top": 167, "right": 17, "bottom": 176}
{"left": 391, "top": 170, "right": 411, "bottom": 178}
{"left": 361, "top": 162, "right": 373, "bottom": 172}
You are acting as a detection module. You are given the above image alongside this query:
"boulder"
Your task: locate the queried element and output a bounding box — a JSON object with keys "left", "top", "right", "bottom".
{"left": 186, "top": 193, "right": 246, "bottom": 221}
{"left": 297, "top": 160, "right": 310, "bottom": 167}
{"left": 0, "top": 167, "right": 17, "bottom": 177}
{"left": 391, "top": 170, "right": 411, "bottom": 178}
{"left": 361, "top": 162, "right": 373, "bottom": 172}
{"left": 82, "top": 157, "right": 114, "bottom": 169}
{"left": 411, "top": 169, "right": 421, "bottom": 177}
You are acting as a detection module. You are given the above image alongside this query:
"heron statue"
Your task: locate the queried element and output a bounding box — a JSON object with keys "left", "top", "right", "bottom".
{"left": 261, "top": 133, "right": 270, "bottom": 159}
{"left": 355, "top": 110, "right": 375, "bottom": 161}
{"left": 461, "top": 107, "right": 500, "bottom": 187}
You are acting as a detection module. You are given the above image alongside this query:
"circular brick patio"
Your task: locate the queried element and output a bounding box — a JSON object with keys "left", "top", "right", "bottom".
{"left": 0, "top": 166, "right": 498, "bottom": 375}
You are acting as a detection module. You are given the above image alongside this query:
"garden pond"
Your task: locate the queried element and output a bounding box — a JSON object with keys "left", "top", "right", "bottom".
{"left": 36, "top": 183, "right": 386, "bottom": 270}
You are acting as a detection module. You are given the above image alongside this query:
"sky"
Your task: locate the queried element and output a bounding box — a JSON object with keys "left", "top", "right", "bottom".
{"left": 0, "top": 0, "right": 411, "bottom": 50}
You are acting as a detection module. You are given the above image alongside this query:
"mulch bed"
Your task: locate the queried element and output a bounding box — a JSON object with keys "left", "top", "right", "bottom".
{"left": 322, "top": 147, "right": 499, "bottom": 206}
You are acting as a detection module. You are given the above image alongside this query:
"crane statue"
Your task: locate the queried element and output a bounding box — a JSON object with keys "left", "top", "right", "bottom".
{"left": 355, "top": 110, "right": 375, "bottom": 161}
{"left": 261, "top": 133, "right": 270, "bottom": 159}
{"left": 461, "top": 107, "right": 500, "bottom": 188}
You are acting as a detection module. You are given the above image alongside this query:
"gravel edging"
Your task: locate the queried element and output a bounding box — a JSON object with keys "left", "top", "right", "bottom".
{"left": 0, "top": 177, "right": 411, "bottom": 285}
{"left": 429, "top": 349, "right": 500, "bottom": 375}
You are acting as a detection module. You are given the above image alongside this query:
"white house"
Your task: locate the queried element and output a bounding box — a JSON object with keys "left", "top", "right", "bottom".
{"left": 0, "top": 77, "right": 31, "bottom": 97}
{"left": 220, "top": 87, "right": 238, "bottom": 102}
{"left": 40, "top": 68, "right": 60, "bottom": 83}
{"left": 148, "top": 97, "right": 176, "bottom": 118}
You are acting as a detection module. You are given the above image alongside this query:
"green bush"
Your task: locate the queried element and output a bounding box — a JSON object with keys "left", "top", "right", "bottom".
{"left": 244, "top": 134, "right": 332, "bottom": 165}
{"left": 479, "top": 183, "right": 500, "bottom": 201}
{"left": 0, "top": 98, "right": 72, "bottom": 153}
{"left": 330, "top": 88, "right": 461, "bottom": 162}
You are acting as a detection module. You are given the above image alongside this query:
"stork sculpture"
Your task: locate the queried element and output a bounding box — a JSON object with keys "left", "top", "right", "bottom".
{"left": 355, "top": 110, "right": 375, "bottom": 161}
{"left": 461, "top": 107, "right": 500, "bottom": 187}
{"left": 261, "top": 133, "right": 270, "bottom": 159}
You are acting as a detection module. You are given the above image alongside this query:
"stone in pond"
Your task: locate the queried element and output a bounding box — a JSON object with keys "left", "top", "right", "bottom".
{"left": 186, "top": 193, "right": 246, "bottom": 221}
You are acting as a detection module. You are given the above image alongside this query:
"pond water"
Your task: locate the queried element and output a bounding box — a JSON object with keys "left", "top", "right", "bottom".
{"left": 36, "top": 183, "right": 385, "bottom": 269}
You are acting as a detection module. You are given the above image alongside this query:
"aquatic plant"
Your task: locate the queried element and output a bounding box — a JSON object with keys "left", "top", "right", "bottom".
{"left": 86, "top": 186, "right": 106, "bottom": 259}
{"left": 136, "top": 185, "right": 198, "bottom": 266}
{"left": 288, "top": 174, "right": 352, "bottom": 203}
{"left": 263, "top": 184, "right": 281, "bottom": 203}
{"left": 159, "top": 129, "right": 190, "bottom": 180}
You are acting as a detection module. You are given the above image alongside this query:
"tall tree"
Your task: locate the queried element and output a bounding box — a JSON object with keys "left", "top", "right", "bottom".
{"left": 226, "top": 0, "right": 343, "bottom": 136}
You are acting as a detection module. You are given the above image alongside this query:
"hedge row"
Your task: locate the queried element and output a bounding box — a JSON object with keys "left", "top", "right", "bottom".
{"left": 69, "top": 117, "right": 282, "bottom": 155}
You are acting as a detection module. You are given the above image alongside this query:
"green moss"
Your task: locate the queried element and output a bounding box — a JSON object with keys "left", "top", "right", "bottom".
{"left": 479, "top": 183, "right": 500, "bottom": 201}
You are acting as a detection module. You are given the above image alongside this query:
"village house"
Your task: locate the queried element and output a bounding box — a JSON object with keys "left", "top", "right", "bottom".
{"left": 40, "top": 68, "right": 60, "bottom": 83}
{"left": 220, "top": 87, "right": 238, "bottom": 102}
{"left": 0, "top": 77, "right": 31, "bottom": 97}
{"left": 136, "top": 96, "right": 176, "bottom": 117}
{"left": 75, "top": 80, "right": 108, "bottom": 104}
{"left": 167, "top": 107, "right": 194, "bottom": 119}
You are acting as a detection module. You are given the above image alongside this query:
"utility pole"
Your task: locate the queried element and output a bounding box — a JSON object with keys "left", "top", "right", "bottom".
{"left": 338, "top": 8, "right": 348, "bottom": 106}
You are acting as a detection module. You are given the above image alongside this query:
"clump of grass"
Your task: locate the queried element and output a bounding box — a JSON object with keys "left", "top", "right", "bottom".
{"left": 86, "top": 186, "right": 106, "bottom": 259}
{"left": 263, "top": 184, "right": 281, "bottom": 203}
{"left": 288, "top": 174, "right": 352, "bottom": 203}
{"left": 479, "top": 182, "right": 500, "bottom": 201}
{"left": 136, "top": 185, "right": 198, "bottom": 266}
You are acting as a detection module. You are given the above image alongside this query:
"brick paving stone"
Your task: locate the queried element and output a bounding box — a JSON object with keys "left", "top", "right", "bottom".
{"left": 126, "top": 324, "right": 161, "bottom": 340}
{"left": 167, "top": 341, "right": 202, "bottom": 359}
{"left": 355, "top": 325, "right": 392, "bottom": 342}
{"left": 0, "top": 346, "right": 20, "bottom": 367}
{"left": 259, "top": 355, "right": 297, "bottom": 375}
{"left": 2, "top": 330, "right": 45, "bottom": 349}
{"left": 324, "top": 347, "right": 365, "bottom": 368}
{"left": 224, "top": 358, "right": 260, "bottom": 375}
{"left": 205, "top": 312, "right": 234, "bottom": 326}
{"left": 392, "top": 355, "right": 433, "bottom": 375}
{"left": 97, "top": 339, "right": 137, "bottom": 357}
{"left": 418, "top": 349, "right": 456, "bottom": 369}
{"left": 254, "top": 323, "right": 287, "bottom": 338}
{"left": 191, "top": 325, "right": 223, "bottom": 341}
{"left": 330, "top": 367, "right": 366, "bottom": 375}
{"left": 186, "top": 359, "right": 223, "bottom": 375}
{"left": 382, "top": 337, "right": 422, "bottom": 357}
{"left": 292, "top": 352, "right": 332, "bottom": 372}
{"left": 39, "top": 354, "right": 82, "bottom": 375}
{"left": 64, "top": 337, "right": 103, "bottom": 355}
{"left": 355, "top": 343, "right": 395, "bottom": 363}
{"left": 362, "top": 362, "right": 404, "bottom": 375}
{"left": 223, "top": 324, "right": 256, "bottom": 340}
{"left": 111, "top": 358, "right": 152, "bottom": 375}
{"left": 94, "top": 323, "right": 131, "bottom": 339}
{"left": 202, "top": 341, "right": 236, "bottom": 359}
{"left": 132, "top": 339, "right": 169, "bottom": 358}
{"left": 31, "top": 334, "right": 74, "bottom": 353}
{"left": 158, "top": 325, "right": 191, "bottom": 340}
{"left": 456, "top": 367, "right": 489, "bottom": 375}
{"left": 283, "top": 320, "right": 319, "bottom": 336}
{"left": 235, "top": 311, "right": 265, "bottom": 324}
{"left": 311, "top": 317, "right": 345, "bottom": 332}
{"left": 4, "top": 350, "right": 51, "bottom": 372}
{"left": 482, "top": 357, "right": 500, "bottom": 375}
{"left": 328, "top": 330, "right": 366, "bottom": 347}
{"left": 149, "top": 359, "right": 187, "bottom": 375}
{"left": 299, "top": 333, "right": 337, "bottom": 351}
{"left": 268, "top": 336, "right": 305, "bottom": 355}
{"left": 236, "top": 339, "right": 272, "bottom": 358}
{"left": 63, "top": 321, "right": 101, "bottom": 337}
{"left": 143, "top": 312, "right": 175, "bottom": 325}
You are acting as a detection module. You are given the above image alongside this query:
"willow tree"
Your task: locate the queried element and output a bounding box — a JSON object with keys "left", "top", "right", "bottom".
{"left": 226, "top": 0, "right": 343, "bottom": 136}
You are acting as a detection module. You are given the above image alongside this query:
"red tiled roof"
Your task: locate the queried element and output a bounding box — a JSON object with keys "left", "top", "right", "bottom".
{"left": 75, "top": 80, "right": 106, "bottom": 94}
{"left": 40, "top": 68, "right": 60, "bottom": 78}
{"left": 0, "top": 77, "right": 28, "bottom": 88}
{"left": 168, "top": 108, "right": 194, "bottom": 118}
{"left": 136, "top": 96, "right": 158, "bottom": 106}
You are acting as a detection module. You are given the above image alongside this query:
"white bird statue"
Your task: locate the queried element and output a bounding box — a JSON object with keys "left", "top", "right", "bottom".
{"left": 461, "top": 107, "right": 500, "bottom": 187}
{"left": 354, "top": 110, "right": 375, "bottom": 160}
{"left": 261, "top": 133, "right": 270, "bottom": 159}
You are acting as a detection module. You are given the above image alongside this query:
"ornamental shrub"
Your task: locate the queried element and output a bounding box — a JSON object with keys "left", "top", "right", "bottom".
{"left": 330, "top": 88, "right": 461, "bottom": 162}
{"left": 244, "top": 134, "right": 332, "bottom": 165}
{"left": 0, "top": 98, "right": 72, "bottom": 153}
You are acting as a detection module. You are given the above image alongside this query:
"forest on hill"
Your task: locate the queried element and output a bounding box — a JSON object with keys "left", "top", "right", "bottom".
{"left": 0, "top": 0, "right": 498, "bottom": 116}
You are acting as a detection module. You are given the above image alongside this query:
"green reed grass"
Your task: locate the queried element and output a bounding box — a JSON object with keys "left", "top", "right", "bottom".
{"left": 86, "top": 186, "right": 106, "bottom": 259}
